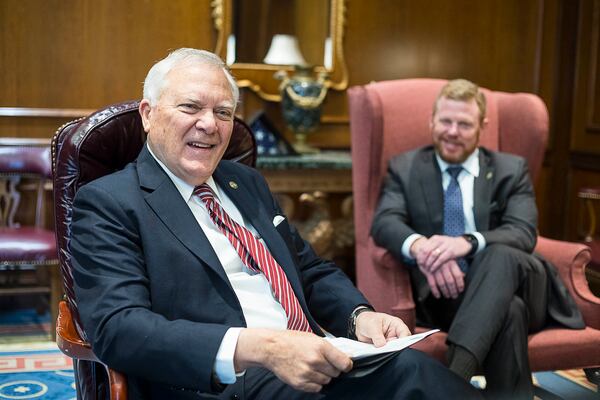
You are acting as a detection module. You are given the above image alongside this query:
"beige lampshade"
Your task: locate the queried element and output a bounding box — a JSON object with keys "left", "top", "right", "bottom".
{"left": 263, "top": 34, "right": 307, "bottom": 65}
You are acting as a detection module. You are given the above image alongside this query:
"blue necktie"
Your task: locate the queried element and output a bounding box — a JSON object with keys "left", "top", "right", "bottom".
{"left": 443, "top": 166, "right": 468, "bottom": 272}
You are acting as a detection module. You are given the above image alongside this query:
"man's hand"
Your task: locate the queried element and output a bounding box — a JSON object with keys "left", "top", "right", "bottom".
{"left": 354, "top": 311, "right": 411, "bottom": 347}
{"left": 419, "top": 259, "right": 465, "bottom": 299}
{"left": 410, "top": 235, "right": 471, "bottom": 273}
{"left": 234, "top": 329, "right": 352, "bottom": 393}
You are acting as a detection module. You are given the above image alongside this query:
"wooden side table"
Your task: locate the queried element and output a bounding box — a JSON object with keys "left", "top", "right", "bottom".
{"left": 258, "top": 151, "right": 355, "bottom": 280}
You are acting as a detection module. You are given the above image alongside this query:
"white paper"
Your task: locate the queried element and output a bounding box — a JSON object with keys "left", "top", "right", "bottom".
{"left": 325, "top": 329, "right": 440, "bottom": 360}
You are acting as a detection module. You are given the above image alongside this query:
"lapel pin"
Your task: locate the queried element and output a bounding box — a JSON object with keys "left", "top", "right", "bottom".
{"left": 486, "top": 172, "right": 493, "bottom": 180}
{"left": 229, "top": 181, "right": 238, "bottom": 189}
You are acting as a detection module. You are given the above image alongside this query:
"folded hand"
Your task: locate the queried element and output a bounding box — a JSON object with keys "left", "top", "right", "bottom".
{"left": 419, "top": 259, "right": 465, "bottom": 299}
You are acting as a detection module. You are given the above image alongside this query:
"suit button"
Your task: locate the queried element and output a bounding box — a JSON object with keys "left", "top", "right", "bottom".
{"left": 230, "top": 395, "right": 240, "bottom": 400}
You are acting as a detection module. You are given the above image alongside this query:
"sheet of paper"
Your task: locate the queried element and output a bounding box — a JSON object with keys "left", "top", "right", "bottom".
{"left": 325, "top": 329, "right": 440, "bottom": 360}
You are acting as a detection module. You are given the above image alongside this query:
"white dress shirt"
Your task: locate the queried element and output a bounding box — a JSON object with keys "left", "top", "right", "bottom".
{"left": 147, "top": 145, "right": 287, "bottom": 384}
{"left": 401, "top": 148, "right": 487, "bottom": 259}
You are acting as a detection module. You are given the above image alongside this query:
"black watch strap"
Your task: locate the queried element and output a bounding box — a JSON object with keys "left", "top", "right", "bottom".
{"left": 462, "top": 234, "right": 478, "bottom": 257}
{"left": 348, "top": 305, "right": 374, "bottom": 339}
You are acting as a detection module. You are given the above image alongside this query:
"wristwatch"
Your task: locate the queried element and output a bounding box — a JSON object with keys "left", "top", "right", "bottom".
{"left": 462, "top": 233, "right": 478, "bottom": 257}
{"left": 348, "top": 305, "right": 374, "bottom": 339}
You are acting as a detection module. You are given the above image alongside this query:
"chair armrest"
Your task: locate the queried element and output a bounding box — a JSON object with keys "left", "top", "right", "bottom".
{"left": 56, "top": 301, "right": 128, "bottom": 400}
{"left": 109, "top": 369, "right": 128, "bottom": 400}
{"left": 367, "top": 238, "right": 417, "bottom": 330}
{"left": 56, "top": 301, "right": 99, "bottom": 362}
{"left": 535, "top": 237, "right": 600, "bottom": 329}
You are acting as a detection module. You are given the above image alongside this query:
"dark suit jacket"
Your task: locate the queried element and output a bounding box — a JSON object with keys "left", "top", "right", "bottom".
{"left": 70, "top": 145, "right": 369, "bottom": 398}
{"left": 371, "top": 146, "right": 538, "bottom": 300}
{"left": 371, "top": 146, "right": 583, "bottom": 330}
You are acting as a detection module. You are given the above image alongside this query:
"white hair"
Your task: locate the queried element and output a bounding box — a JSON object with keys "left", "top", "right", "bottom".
{"left": 142, "top": 48, "right": 239, "bottom": 106}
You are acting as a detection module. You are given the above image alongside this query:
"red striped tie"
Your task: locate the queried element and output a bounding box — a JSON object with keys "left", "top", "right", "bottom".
{"left": 194, "top": 184, "right": 312, "bottom": 332}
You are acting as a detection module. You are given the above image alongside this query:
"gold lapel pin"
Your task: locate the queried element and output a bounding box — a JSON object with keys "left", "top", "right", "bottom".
{"left": 229, "top": 181, "right": 238, "bottom": 189}
{"left": 486, "top": 172, "right": 493, "bottom": 180}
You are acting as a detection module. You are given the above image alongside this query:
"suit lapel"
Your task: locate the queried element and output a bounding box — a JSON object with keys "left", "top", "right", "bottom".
{"left": 137, "top": 147, "right": 232, "bottom": 288}
{"left": 418, "top": 150, "right": 444, "bottom": 233}
{"left": 138, "top": 153, "right": 318, "bottom": 330}
{"left": 474, "top": 149, "right": 493, "bottom": 230}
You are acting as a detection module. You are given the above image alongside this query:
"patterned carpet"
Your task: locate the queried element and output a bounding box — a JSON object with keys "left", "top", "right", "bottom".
{"left": 0, "top": 308, "right": 597, "bottom": 399}
{"left": 0, "top": 343, "right": 597, "bottom": 399}
{"left": 0, "top": 343, "right": 75, "bottom": 399}
{"left": 534, "top": 370, "right": 598, "bottom": 399}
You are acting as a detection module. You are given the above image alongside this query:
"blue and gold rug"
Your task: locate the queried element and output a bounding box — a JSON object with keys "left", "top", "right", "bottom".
{"left": 0, "top": 343, "right": 597, "bottom": 399}
{"left": 0, "top": 309, "right": 597, "bottom": 399}
{"left": 0, "top": 343, "right": 75, "bottom": 399}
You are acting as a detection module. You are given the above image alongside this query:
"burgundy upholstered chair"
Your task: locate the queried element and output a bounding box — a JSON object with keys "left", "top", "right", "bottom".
{"left": 52, "top": 100, "right": 257, "bottom": 400}
{"left": 348, "top": 79, "right": 600, "bottom": 376}
{"left": 0, "top": 142, "right": 60, "bottom": 337}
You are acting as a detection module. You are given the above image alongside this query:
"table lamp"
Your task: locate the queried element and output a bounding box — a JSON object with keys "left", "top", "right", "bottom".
{"left": 264, "top": 34, "right": 329, "bottom": 154}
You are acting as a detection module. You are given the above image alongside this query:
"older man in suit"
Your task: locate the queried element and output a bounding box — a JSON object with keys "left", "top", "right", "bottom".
{"left": 371, "top": 79, "right": 583, "bottom": 399}
{"left": 70, "top": 49, "right": 482, "bottom": 399}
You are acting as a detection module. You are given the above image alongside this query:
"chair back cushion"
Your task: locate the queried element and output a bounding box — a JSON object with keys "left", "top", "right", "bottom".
{"left": 0, "top": 144, "right": 56, "bottom": 263}
{"left": 0, "top": 146, "right": 52, "bottom": 178}
{"left": 52, "top": 100, "right": 256, "bottom": 339}
{"left": 348, "top": 78, "right": 548, "bottom": 322}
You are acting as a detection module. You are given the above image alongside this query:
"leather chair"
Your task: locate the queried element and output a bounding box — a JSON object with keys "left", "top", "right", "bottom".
{"left": 51, "top": 100, "right": 257, "bottom": 400}
{"left": 0, "top": 142, "right": 60, "bottom": 338}
{"left": 348, "top": 79, "right": 600, "bottom": 376}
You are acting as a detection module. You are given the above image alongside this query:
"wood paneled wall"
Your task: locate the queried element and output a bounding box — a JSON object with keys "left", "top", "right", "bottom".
{"left": 563, "top": 0, "right": 600, "bottom": 241}
{"left": 321, "top": 0, "right": 550, "bottom": 140}
{"left": 570, "top": 0, "right": 600, "bottom": 154}
{"left": 0, "top": 0, "right": 216, "bottom": 138}
{"left": 1, "top": 0, "right": 599, "bottom": 241}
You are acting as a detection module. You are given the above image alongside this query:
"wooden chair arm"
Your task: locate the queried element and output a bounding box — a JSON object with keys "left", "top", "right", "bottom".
{"left": 56, "top": 300, "right": 128, "bottom": 399}
{"left": 56, "top": 300, "right": 98, "bottom": 362}
{"left": 109, "top": 369, "right": 128, "bottom": 400}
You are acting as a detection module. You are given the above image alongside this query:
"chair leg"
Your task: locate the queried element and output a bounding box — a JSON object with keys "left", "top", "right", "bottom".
{"left": 35, "top": 266, "right": 49, "bottom": 315}
{"left": 49, "top": 264, "right": 63, "bottom": 341}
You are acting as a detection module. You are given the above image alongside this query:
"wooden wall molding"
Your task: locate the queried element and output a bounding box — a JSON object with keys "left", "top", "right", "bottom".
{"left": 0, "top": 107, "right": 94, "bottom": 118}
{"left": 0, "top": 0, "right": 215, "bottom": 139}
{"left": 587, "top": 0, "right": 600, "bottom": 132}
{"left": 570, "top": 0, "right": 600, "bottom": 152}
{"left": 571, "top": 151, "right": 600, "bottom": 171}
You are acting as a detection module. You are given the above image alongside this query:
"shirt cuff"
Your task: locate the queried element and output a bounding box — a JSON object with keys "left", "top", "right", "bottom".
{"left": 402, "top": 233, "right": 425, "bottom": 259}
{"left": 213, "top": 327, "right": 244, "bottom": 384}
{"left": 471, "top": 232, "right": 486, "bottom": 254}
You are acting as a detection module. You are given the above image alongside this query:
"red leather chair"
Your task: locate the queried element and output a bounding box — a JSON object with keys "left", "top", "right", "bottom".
{"left": 52, "top": 100, "right": 257, "bottom": 400}
{"left": 0, "top": 142, "right": 60, "bottom": 337}
{"left": 348, "top": 79, "right": 600, "bottom": 375}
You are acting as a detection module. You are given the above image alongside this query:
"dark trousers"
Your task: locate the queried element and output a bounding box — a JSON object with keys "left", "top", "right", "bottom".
{"left": 416, "top": 244, "right": 549, "bottom": 400}
{"left": 213, "top": 348, "right": 482, "bottom": 399}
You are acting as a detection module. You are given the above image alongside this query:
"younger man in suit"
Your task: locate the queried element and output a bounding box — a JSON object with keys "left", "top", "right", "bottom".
{"left": 371, "top": 79, "right": 583, "bottom": 399}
